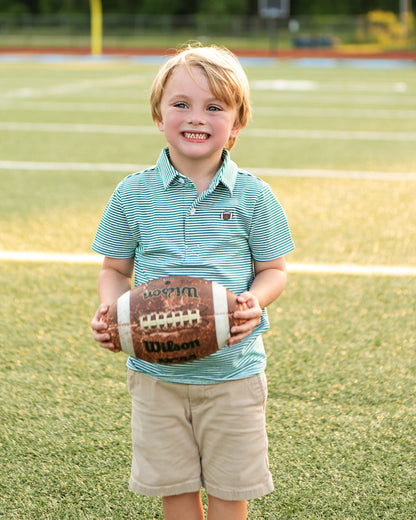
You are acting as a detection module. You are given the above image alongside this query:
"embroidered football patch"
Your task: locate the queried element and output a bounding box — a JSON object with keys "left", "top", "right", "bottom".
{"left": 220, "top": 211, "right": 233, "bottom": 221}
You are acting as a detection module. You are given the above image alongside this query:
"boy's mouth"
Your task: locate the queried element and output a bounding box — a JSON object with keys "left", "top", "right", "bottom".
{"left": 183, "top": 132, "right": 209, "bottom": 140}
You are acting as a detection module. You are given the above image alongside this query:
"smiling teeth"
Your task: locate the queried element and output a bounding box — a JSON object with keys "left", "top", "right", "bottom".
{"left": 184, "top": 132, "right": 208, "bottom": 140}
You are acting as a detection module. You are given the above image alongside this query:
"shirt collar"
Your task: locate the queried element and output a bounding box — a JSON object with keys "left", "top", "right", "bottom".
{"left": 157, "top": 147, "right": 237, "bottom": 195}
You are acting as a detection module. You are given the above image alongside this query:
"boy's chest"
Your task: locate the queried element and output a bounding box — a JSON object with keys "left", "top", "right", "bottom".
{"left": 127, "top": 185, "right": 250, "bottom": 250}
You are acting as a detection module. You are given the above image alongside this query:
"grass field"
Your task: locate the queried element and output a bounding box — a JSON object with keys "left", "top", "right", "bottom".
{"left": 1, "top": 55, "right": 415, "bottom": 519}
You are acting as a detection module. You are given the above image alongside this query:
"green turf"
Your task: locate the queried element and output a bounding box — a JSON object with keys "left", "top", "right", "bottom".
{"left": 1, "top": 263, "right": 415, "bottom": 519}
{"left": 1, "top": 58, "right": 415, "bottom": 519}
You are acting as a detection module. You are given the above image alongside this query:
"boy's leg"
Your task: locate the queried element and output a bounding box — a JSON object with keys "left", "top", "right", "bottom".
{"left": 207, "top": 495, "right": 247, "bottom": 520}
{"left": 162, "top": 491, "right": 204, "bottom": 520}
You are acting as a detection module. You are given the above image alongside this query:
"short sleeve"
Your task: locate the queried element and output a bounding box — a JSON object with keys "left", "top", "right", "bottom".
{"left": 92, "top": 183, "right": 137, "bottom": 258}
{"left": 249, "top": 183, "right": 295, "bottom": 261}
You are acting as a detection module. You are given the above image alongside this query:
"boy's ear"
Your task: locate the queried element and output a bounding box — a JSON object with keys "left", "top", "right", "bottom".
{"left": 230, "top": 123, "right": 241, "bottom": 139}
{"left": 156, "top": 119, "right": 164, "bottom": 132}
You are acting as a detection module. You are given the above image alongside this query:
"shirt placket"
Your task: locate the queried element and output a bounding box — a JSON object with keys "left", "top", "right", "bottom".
{"left": 183, "top": 184, "right": 214, "bottom": 263}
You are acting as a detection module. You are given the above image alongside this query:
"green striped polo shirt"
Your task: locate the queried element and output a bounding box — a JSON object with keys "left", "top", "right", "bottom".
{"left": 92, "top": 147, "right": 294, "bottom": 384}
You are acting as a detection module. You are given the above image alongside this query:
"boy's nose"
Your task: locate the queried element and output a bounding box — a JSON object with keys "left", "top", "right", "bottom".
{"left": 187, "top": 109, "right": 205, "bottom": 125}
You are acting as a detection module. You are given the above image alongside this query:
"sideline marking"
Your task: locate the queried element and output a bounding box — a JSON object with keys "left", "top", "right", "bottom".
{"left": 0, "top": 251, "right": 415, "bottom": 276}
{"left": 1, "top": 121, "right": 416, "bottom": 142}
{"left": 0, "top": 160, "right": 415, "bottom": 181}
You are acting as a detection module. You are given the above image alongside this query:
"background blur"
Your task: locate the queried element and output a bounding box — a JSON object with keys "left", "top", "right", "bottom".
{"left": 0, "top": 0, "right": 414, "bottom": 53}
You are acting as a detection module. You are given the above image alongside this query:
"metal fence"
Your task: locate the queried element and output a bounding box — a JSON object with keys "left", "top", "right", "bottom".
{"left": 0, "top": 13, "right": 414, "bottom": 49}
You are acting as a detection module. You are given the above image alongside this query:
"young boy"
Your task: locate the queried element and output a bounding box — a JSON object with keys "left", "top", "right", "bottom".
{"left": 91, "top": 44, "right": 294, "bottom": 520}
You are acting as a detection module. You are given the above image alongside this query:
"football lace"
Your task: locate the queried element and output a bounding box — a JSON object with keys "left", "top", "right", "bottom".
{"left": 139, "top": 309, "right": 201, "bottom": 330}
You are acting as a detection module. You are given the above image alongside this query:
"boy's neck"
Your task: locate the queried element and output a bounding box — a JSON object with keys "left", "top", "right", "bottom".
{"left": 166, "top": 148, "right": 225, "bottom": 195}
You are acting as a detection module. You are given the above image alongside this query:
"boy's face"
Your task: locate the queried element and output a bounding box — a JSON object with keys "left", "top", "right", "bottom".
{"left": 156, "top": 65, "right": 240, "bottom": 169}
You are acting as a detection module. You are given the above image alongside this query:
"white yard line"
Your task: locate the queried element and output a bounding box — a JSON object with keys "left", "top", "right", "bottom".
{"left": 1, "top": 101, "right": 415, "bottom": 120}
{"left": 250, "top": 167, "right": 416, "bottom": 181}
{"left": 1, "top": 160, "right": 415, "bottom": 181}
{"left": 4, "top": 77, "right": 411, "bottom": 99}
{"left": 250, "top": 79, "right": 410, "bottom": 94}
{"left": 3, "top": 74, "right": 146, "bottom": 99}
{"left": 0, "top": 100, "right": 148, "bottom": 113}
{"left": 0, "top": 251, "right": 103, "bottom": 264}
{"left": 0, "top": 160, "right": 147, "bottom": 173}
{"left": 1, "top": 121, "right": 416, "bottom": 142}
{"left": 254, "top": 92, "right": 416, "bottom": 106}
{"left": 0, "top": 251, "right": 415, "bottom": 276}
{"left": 245, "top": 128, "right": 416, "bottom": 142}
{"left": 253, "top": 106, "right": 416, "bottom": 120}
{"left": 0, "top": 121, "right": 158, "bottom": 135}
{"left": 288, "top": 263, "right": 416, "bottom": 276}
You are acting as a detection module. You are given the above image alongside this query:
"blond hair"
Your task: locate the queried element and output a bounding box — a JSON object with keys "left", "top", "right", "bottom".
{"left": 150, "top": 43, "right": 251, "bottom": 150}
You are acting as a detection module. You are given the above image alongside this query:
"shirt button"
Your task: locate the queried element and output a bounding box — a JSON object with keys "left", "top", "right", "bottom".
{"left": 178, "top": 177, "right": 185, "bottom": 184}
{"left": 189, "top": 208, "right": 196, "bottom": 215}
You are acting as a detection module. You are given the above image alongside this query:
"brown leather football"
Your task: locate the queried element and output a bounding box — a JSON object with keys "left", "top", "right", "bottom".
{"left": 103, "top": 276, "right": 247, "bottom": 364}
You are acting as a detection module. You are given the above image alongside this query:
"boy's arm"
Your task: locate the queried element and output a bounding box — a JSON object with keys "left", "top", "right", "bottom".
{"left": 98, "top": 256, "right": 134, "bottom": 306}
{"left": 90, "top": 256, "right": 134, "bottom": 351}
{"left": 228, "top": 256, "right": 287, "bottom": 346}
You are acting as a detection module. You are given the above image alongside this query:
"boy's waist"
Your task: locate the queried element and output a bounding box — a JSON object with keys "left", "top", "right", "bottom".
{"left": 126, "top": 332, "right": 267, "bottom": 385}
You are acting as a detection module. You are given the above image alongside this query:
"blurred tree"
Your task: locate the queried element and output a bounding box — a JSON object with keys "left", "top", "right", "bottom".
{"left": 38, "top": 0, "right": 88, "bottom": 13}
{"left": 0, "top": 0, "right": 32, "bottom": 12}
{"left": 0, "top": 0, "right": 30, "bottom": 13}
{"left": 197, "top": 0, "right": 248, "bottom": 15}
{"left": 0, "top": 0, "right": 409, "bottom": 15}
{"left": 137, "top": 0, "right": 184, "bottom": 14}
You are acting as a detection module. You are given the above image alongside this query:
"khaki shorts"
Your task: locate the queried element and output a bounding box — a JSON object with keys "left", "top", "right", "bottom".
{"left": 127, "top": 369, "right": 274, "bottom": 501}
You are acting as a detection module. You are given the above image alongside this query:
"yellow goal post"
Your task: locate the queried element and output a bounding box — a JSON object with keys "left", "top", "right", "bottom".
{"left": 90, "top": 0, "right": 102, "bottom": 55}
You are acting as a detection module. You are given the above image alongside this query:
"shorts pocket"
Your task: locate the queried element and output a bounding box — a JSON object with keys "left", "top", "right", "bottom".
{"left": 127, "top": 367, "right": 145, "bottom": 398}
{"left": 246, "top": 372, "right": 268, "bottom": 407}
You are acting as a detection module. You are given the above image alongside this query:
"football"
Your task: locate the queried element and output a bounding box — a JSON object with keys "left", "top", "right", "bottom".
{"left": 103, "top": 276, "right": 247, "bottom": 364}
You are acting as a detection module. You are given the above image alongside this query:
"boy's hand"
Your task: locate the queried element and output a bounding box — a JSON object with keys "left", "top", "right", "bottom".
{"left": 90, "top": 304, "right": 120, "bottom": 352}
{"left": 228, "top": 291, "right": 262, "bottom": 346}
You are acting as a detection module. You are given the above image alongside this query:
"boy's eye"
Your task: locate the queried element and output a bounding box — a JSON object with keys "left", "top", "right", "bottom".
{"left": 174, "top": 102, "right": 188, "bottom": 109}
{"left": 208, "top": 105, "right": 222, "bottom": 112}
